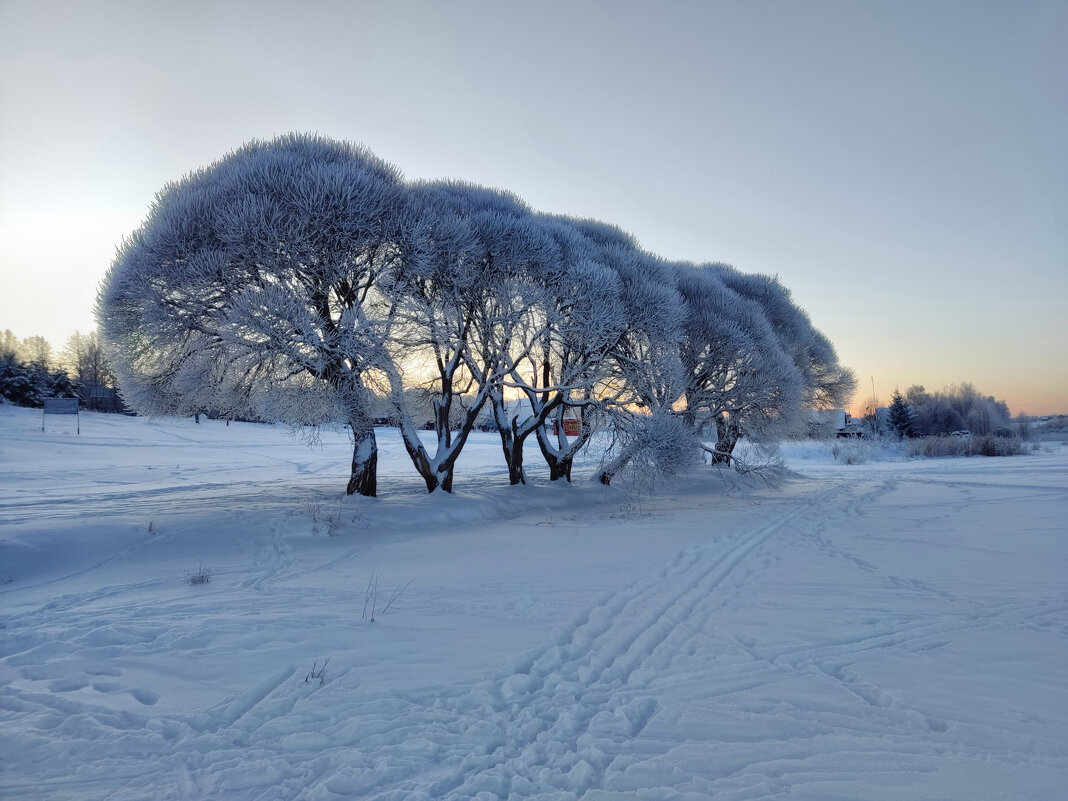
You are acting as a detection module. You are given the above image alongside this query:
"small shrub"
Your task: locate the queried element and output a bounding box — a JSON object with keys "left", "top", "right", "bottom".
{"left": 304, "top": 500, "right": 322, "bottom": 532}
{"left": 325, "top": 504, "right": 344, "bottom": 536}
{"left": 306, "top": 497, "right": 359, "bottom": 536}
{"left": 188, "top": 561, "right": 214, "bottom": 585}
{"left": 968, "top": 434, "right": 1032, "bottom": 456}
{"left": 905, "top": 435, "right": 1032, "bottom": 458}
{"left": 905, "top": 436, "right": 966, "bottom": 458}
{"left": 832, "top": 440, "right": 870, "bottom": 464}
{"left": 305, "top": 658, "right": 329, "bottom": 686}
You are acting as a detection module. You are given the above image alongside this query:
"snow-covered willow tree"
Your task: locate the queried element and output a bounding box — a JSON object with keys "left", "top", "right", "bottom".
{"left": 674, "top": 265, "right": 803, "bottom": 464}
{"left": 446, "top": 207, "right": 570, "bottom": 486}
{"left": 709, "top": 266, "right": 856, "bottom": 417}
{"left": 487, "top": 215, "right": 670, "bottom": 485}
{"left": 378, "top": 181, "right": 553, "bottom": 492}
{"left": 99, "top": 132, "right": 855, "bottom": 498}
{"left": 676, "top": 264, "right": 856, "bottom": 463}
{"left": 590, "top": 250, "right": 689, "bottom": 486}
{"left": 97, "top": 134, "right": 412, "bottom": 496}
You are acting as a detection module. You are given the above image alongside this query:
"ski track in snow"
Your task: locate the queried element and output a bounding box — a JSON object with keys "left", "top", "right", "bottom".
{"left": 4, "top": 475, "right": 852, "bottom": 800}
{"left": 351, "top": 474, "right": 1067, "bottom": 801}
{"left": 1, "top": 410, "right": 1066, "bottom": 800}
{"left": 360, "top": 481, "right": 861, "bottom": 801}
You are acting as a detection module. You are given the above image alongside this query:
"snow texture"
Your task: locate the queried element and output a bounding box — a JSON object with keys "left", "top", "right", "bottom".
{"left": 1, "top": 405, "right": 1065, "bottom": 799}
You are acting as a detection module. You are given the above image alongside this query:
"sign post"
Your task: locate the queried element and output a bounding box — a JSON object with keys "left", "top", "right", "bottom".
{"left": 43, "top": 397, "right": 80, "bottom": 434}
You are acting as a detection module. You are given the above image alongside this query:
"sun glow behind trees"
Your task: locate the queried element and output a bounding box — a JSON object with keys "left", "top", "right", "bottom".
{"left": 97, "top": 133, "right": 857, "bottom": 496}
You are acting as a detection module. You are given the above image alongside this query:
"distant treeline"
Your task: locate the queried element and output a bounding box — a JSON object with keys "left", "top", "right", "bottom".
{"left": 879, "top": 383, "right": 1014, "bottom": 438}
{"left": 905, "top": 383, "right": 1013, "bottom": 436}
{"left": 0, "top": 329, "right": 124, "bottom": 412}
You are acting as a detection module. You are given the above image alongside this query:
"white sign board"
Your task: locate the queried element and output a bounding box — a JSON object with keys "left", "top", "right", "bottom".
{"left": 43, "top": 397, "right": 80, "bottom": 433}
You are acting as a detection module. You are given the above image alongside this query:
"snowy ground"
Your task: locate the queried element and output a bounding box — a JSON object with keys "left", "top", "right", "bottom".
{"left": 1, "top": 406, "right": 1066, "bottom": 800}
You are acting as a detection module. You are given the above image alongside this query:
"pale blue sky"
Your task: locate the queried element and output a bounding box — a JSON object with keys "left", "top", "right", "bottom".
{"left": 2, "top": 0, "right": 1065, "bottom": 413}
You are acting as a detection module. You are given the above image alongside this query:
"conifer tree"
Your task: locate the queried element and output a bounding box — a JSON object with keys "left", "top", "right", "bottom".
{"left": 887, "top": 390, "right": 915, "bottom": 438}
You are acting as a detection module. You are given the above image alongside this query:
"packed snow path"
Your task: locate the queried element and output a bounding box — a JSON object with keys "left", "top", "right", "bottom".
{"left": 1, "top": 409, "right": 1066, "bottom": 799}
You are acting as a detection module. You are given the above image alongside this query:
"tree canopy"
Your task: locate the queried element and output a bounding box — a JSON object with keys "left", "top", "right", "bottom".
{"left": 98, "top": 133, "right": 856, "bottom": 496}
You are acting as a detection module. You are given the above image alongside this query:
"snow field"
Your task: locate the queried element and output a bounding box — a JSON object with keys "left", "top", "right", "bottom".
{"left": 1, "top": 406, "right": 1066, "bottom": 799}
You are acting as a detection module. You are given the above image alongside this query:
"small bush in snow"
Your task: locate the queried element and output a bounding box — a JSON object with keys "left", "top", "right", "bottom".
{"left": 970, "top": 435, "right": 1033, "bottom": 457}
{"left": 188, "top": 561, "right": 214, "bottom": 585}
{"left": 905, "top": 436, "right": 967, "bottom": 458}
{"left": 905, "top": 435, "right": 1033, "bottom": 458}
{"left": 832, "top": 440, "right": 871, "bottom": 465}
{"left": 304, "top": 500, "right": 320, "bottom": 528}
{"left": 306, "top": 498, "right": 357, "bottom": 536}
{"left": 305, "top": 658, "right": 329, "bottom": 686}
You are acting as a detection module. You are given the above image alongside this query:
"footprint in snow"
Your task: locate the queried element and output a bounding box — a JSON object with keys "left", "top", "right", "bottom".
{"left": 130, "top": 688, "right": 160, "bottom": 705}
{"left": 49, "top": 677, "right": 88, "bottom": 692}
{"left": 86, "top": 666, "right": 122, "bottom": 677}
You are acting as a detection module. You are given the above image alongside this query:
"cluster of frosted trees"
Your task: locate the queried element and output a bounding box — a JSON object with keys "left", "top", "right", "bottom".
{"left": 903, "top": 384, "right": 1012, "bottom": 437}
{"left": 0, "top": 331, "right": 80, "bottom": 408}
{"left": 0, "top": 329, "right": 122, "bottom": 412}
{"left": 98, "top": 134, "right": 855, "bottom": 496}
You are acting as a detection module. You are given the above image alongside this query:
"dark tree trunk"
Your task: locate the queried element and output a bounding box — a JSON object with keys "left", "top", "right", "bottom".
{"left": 505, "top": 438, "right": 526, "bottom": 485}
{"left": 712, "top": 414, "right": 738, "bottom": 465}
{"left": 548, "top": 455, "right": 573, "bottom": 482}
{"left": 347, "top": 425, "right": 378, "bottom": 496}
{"left": 491, "top": 394, "right": 529, "bottom": 485}
{"left": 535, "top": 419, "right": 578, "bottom": 483}
{"left": 397, "top": 397, "right": 483, "bottom": 494}
{"left": 402, "top": 441, "right": 440, "bottom": 493}
{"left": 495, "top": 420, "right": 526, "bottom": 485}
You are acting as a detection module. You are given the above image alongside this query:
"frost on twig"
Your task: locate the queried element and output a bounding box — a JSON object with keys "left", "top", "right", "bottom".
{"left": 305, "top": 658, "right": 329, "bottom": 686}
{"left": 363, "top": 571, "right": 413, "bottom": 622}
{"left": 703, "top": 442, "right": 786, "bottom": 483}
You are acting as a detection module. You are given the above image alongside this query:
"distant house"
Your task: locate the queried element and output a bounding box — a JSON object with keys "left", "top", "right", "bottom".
{"left": 81, "top": 382, "right": 126, "bottom": 414}
{"left": 809, "top": 409, "right": 863, "bottom": 438}
{"left": 810, "top": 408, "right": 846, "bottom": 431}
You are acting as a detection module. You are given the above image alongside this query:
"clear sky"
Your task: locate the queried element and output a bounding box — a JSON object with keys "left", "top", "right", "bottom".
{"left": 2, "top": 0, "right": 1065, "bottom": 414}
